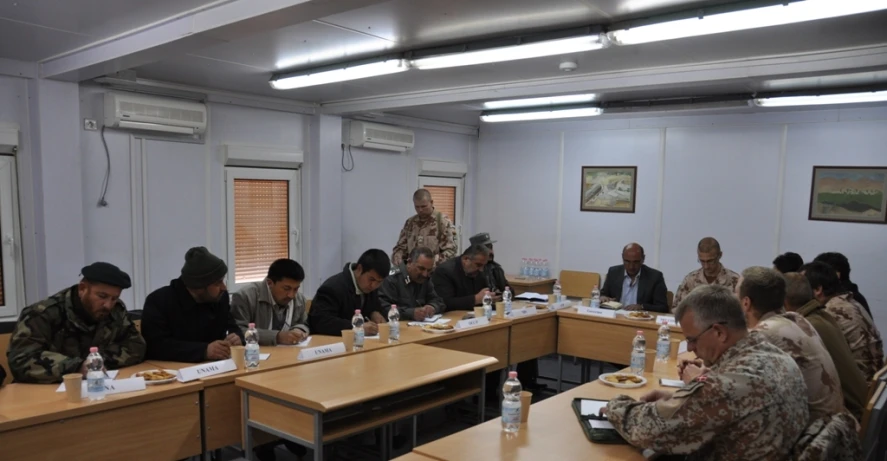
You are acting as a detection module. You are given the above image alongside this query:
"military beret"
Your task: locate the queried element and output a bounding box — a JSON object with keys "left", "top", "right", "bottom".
{"left": 81, "top": 262, "right": 132, "bottom": 289}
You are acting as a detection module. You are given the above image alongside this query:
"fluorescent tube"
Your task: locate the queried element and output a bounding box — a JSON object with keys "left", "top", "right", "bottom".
{"left": 270, "top": 59, "right": 407, "bottom": 90}
{"left": 754, "top": 91, "right": 887, "bottom": 107}
{"left": 412, "top": 35, "right": 604, "bottom": 70}
{"left": 483, "top": 94, "right": 596, "bottom": 110}
{"left": 609, "top": 0, "right": 887, "bottom": 45}
{"left": 481, "top": 107, "right": 603, "bottom": 123}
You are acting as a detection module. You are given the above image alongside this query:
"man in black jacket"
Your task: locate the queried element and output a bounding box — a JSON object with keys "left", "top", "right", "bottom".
{"left": 379, "top": 246, "right": 445, "bottom": 321}
{"left": 432, "top": 244, "right": 492, "bottom": 311}
{"left": 600, "top": 243, "right": 669, "bottom": 313}
{"left": 141, "top": 247, "right": 243, "bottom": 363}
{"left": 814, "top": 252, "right": 871, "bottom": 316}
{"left": 309, "top": 249, "right": 389, "bottom": 336}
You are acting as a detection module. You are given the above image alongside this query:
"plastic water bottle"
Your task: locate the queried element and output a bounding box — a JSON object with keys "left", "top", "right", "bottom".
{"left": 352, "top": 310, "right": 365, "bottom": 350}
{"left": 86, "top": 347, "right": 105, "bottom": 401}
{"left": 630, "top": 330, "right": 646, "bottom": 375}
{"left": 520, "top": 258, "right": 528, "bottom": 276}
{"left": 482, "top": 291, "right": 493, "bottom": 320}
{"left": 388, "top": 305, "right": 400, "bottom": 342}
{"left": 245, "top": 323, "right": 260, "bottom": 370}
{"left": 533, "top": 259, "right": 541, "bottom": 277}
{"left": 503, "top": 286, "right": 513, "bottom": 315}
{"left": 553, "top": 279, "right": 563, "bottom": 303}
{"left": 590, "top": 285, "right": 601, "bottom": 309}
{"left": 542, "top": 259, "right": 550, "bottom": 278}
{"left": 656, "top": 320, "right": 671, "bottom": 365}
{"left": 501, "top": 371, "right": 522, "bottom": 433}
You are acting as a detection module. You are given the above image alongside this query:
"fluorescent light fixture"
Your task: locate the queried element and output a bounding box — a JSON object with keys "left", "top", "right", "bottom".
{"left": 609, "top": 0, "right": 887, "bottom": 45}
{"left": 481, "top": 107, "right": 603, "bottom": 123}
{"left": 483, "top": 94, "right": 596, "bottom": 110}
{"left": 270, "top": 59, "right": 407, "bottom": 90}
{"left": 754, "top": 90, "right": 887, "bottom": 107}
{"left": 412, "top": 35, "right": 604, "bottom": 70}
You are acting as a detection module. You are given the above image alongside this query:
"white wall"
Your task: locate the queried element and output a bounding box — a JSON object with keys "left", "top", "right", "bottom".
{"left": 477, "top": 107, "right": 887, "bottom": 337}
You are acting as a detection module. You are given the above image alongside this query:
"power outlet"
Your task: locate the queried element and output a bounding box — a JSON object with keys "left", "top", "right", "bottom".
{"left": 83, "top": 119, "right": 98, "bottom": 131}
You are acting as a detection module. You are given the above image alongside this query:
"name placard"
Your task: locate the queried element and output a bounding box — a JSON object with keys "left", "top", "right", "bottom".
{"left": 510, "top": 307, "right": 537, "bottom": 319}
{"left": 577, "top": 306, "right": 616, "bottom": 318}
{"left": 177, "top": 359, "right": 237, "bottom": 382}
{"left": 455, "top": 316, "right": 490, "bottom": 331}
{"left": 549, "top": 300, "right": 573, "bottom": 310}
{"left": 57, "top": 377, "right": 147, "bottom": 398}
{"left": 657, "top": 315, "right": 677, "bottom": 327}
{"left": 297, "top": 342, "right": 346, "bottom": 361}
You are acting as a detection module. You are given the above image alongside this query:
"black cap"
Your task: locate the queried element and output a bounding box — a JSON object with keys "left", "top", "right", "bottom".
{"left": 469, "top": 232, "right": 496, "bottom": 246}
{"left": 81, "top": 262, "right": 132, "bottom": 289}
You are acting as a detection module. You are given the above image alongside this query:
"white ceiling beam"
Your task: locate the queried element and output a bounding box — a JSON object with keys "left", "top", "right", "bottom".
{"left": 320, "top": 45, "right": 887, "bottom": 115}
{"left": 39, "top": 0, "right": 390, "bottom": 82}
{"left": 0, "top": 58, "right": 38, "bottom": 79}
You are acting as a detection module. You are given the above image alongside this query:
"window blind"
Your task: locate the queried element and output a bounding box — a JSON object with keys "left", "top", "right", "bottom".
{"left": 233, "top": 179, "right": 290, "bottom": 283}
{"left": 425, "top": 185, "right": 457, "bottom": 225}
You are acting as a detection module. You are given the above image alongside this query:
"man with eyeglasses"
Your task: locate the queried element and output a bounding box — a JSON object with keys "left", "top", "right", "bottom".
{"left": 231, "top": 259, "right": 309, "bottom": 346}
{"left": 672, "top": 237, "right": 740, "bottom": 307}
{"left": 600, "top": 243, "right": 669, "bottom": 312}
{"left": 604, "top": 285, "right": 809, "bottom": 460}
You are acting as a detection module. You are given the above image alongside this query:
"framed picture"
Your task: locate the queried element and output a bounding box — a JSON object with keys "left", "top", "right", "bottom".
{"left": 580, "top": 166, "right": 637, "bottom": 213}
{"left": 809, "top": 166, "right": 887, "bottom": 224}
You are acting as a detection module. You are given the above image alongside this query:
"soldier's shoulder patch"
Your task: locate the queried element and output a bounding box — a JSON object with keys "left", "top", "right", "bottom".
{"left": 389, "top": 266, "right": 401, "bottom": 276}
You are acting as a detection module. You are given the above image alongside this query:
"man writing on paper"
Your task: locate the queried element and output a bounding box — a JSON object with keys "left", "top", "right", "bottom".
{"left": 391, "top": 188, "right": 457, "bottom": 267}
{"left": 379, "top": 246, "right": 445, "bottom": 321}
{"left": 432, "top": 244, "right": 493, "bottom": 311}
{"left": 232, "top": 259, "right": 309, "bottom": 346}
{"left": 141, "top": 247, "right": 243, "bottom": 363}
{"left": 599, "top": 243, "right": 669, "bottom": 312}
{"left": 309, "top": 249, "right": 389, "bottom": 336}
{"left": 605, "top": 285, "right": 809, "bottom": 460}
{"left": 470, "top": 232, "right": 507, "bottom": 295}
{"left": 673, "top": 237, "right": 740, "bottom": 306}
{"left": 7, "top": 262, "right": 146, "bottom": 384}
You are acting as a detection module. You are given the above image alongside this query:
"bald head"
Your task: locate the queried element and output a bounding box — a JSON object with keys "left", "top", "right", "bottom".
{"left": 412, "top": 189, "right": 434, "bottom": 218}
{"left": 622, "top": 243, "right": 645, "bottom": 278}
{"left": 698, "top": 237, "right": 721, "bottom": 253}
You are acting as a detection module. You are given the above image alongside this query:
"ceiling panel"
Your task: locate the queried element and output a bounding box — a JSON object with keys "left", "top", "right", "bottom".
{"left": 583, "top": 0, "right": 737, "bottom": 18}
{"left": 0, "top": 18, "right": 93, "bottom": 61}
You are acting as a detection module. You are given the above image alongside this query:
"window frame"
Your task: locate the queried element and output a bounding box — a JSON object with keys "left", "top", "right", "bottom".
{"left": 418, "top": 175, "right": 464, "bottom": 254}
{"left": 224, "top": 167, "right": 302, "bottom": 292}
{"left": 0, "top": 154, "right": 24, "bottom": 318}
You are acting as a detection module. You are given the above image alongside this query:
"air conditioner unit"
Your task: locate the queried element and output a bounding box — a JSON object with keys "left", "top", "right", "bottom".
{"left": 104, "top": 92, "right": 207, "bottom": 135}
{"left": 349, "top": 121, "right": 414, "bottom": 152}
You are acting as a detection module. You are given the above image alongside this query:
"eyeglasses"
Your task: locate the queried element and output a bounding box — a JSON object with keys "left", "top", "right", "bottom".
{"left": 685, "top": 321, "right": 726, "bottom": 345}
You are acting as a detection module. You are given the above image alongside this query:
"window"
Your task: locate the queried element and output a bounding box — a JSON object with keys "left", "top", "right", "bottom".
{"left": 225, "top": 167, "right": 301, "bottom": 290}
{"left": 418, "top": 176, "right": 464, "bottom": 251}
{"left": 0, "top": 155, "right": 23, "bottom": 317}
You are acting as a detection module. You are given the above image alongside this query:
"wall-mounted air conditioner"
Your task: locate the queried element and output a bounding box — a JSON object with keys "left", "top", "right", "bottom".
{"left": 0, "top": 123, "right": 19, "bottom": 153}
{"left": 104, "top": 92, "right": 207, "bottom": 135}
{"left": 349, "top": 121, "right": 415, "bottom": 152}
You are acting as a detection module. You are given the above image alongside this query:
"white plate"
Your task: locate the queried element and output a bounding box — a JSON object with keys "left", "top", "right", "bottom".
{"left": 131, "top": 369, "right": 178, "bottom": 385}
{"left": 598, "top": 373, "right": 648, "bottom": 389}
{"left": 422, "top": 325, "right": 456, "bottom": 334}
{"left": 623, "top": 313, "right": 655, "bottom": 321}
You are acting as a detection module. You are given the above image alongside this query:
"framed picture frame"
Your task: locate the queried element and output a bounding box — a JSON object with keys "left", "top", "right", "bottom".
{"left": 580, "top": 166, "right": 637, "bottom": 213}
{"left": 808, "top": 166, "right": 887, "bottom": 224}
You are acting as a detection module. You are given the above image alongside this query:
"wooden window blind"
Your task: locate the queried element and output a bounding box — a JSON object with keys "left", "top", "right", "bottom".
{"left": 425, "top": 185, "right": 457, "bottom": 225}
{"left": 0, "top": 213, "right": 4, "bottom": 306}
{"left": 233, "top": 179, "right": 290, "bottom": 283}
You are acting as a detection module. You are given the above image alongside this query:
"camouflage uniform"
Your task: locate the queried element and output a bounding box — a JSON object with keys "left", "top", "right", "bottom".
{"left": 673, "top": 266, "right": 740, "bottom": 307}
{"left": 754, "top": 311, "right": 844, "bottom": 420}
{"left": 825, "top": 293, "right": 884, "bottom": 381}
{"left": 6, "top": 286, "right": 146, "bottom": 384}
{"left": 391, "top": 210, "right": 457, "bottom": 265}
{"left": 607, "top": 331, "right": 809, "bottom": 460}
{"left": 791, "top": 412, "right": 862, "bottom": 461}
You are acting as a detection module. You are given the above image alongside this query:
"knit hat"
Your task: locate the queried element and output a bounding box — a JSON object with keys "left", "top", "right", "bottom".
{"left": 180, "top": 246, "right": 227, "bottom": 288}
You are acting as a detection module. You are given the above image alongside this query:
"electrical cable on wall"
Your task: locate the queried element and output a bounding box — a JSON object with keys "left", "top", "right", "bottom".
{"left": 97, "top": 126, "right": 111, "bottom": 207}
{"left": 341, "top": 143, "right": 354, "bottom": 172}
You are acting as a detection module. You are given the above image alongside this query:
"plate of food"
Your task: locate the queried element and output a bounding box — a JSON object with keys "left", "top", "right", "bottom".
{"left": 132, "top": 369, "right": 178, "bottom": 385}
{"left": 422, "top": 323, "right": 456, "bottom": 334}
{"left": 625, "top": 311, "right": 654, "bottom": 321}
{"left": 599, "top": 373, "right": 647, "bottom": 389}
{"left": 534, "top": 304, "right": 550, "bottom": 310}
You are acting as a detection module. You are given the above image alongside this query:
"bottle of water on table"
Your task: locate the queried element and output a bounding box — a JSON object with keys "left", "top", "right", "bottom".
{"left": 245, "top": 323, "right": 260, "bottom": 370}
{"left": 553, "top": 279, "right": 562, "bottom": 303}
{"left": 502, "top": 371, "right": 522, "bottom": 433}
{"left": 630, "top": 330, "right": 646, "bottom": 375}
{"left": 388, "top": 305, "right": 400, "bottom": 342}
{"left": 590, "top": 285, "right": 601, "bottom": 309}
{"left": 86, "top": 347, "right": 105, "bottom": 402}
{"left": 352, "top": 310, "right": 365, "bottom": 350}
{"left": 482, "top": 291, "right": 493, "bottom": 320}
{"left": 503, "top": 286, "right": 513, "bottom": 315}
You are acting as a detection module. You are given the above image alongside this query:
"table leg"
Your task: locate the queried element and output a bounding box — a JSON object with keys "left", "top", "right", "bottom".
{"left": 314, "top": 412, "right": 324, "bottom": 461}
{"left": 242, "top": 392, "right": 253, "bottom": 461}
{"left": 478, "top": 371, "right": 486, "bottom": 423}
{"left": 557, "top": 355, "right": 563, "bottom": 393}
{"left": 380, "top": 424, "right": 389, "bottom": 460}
{"left": 411, "top": 416, "right": 418, "bottom": 448}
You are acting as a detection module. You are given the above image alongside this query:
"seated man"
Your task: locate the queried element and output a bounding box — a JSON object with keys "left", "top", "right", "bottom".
{"left": 606, "top": 285, "right": 809, "bottom": 460}
{"left": 431, "top": 244, "right": 492, "bottom": 311}
{"left": 802, "top": 261, "right": 883, "bottom": 381}
{"left": 7, "top": 262, "right": 145, "bottom": 384}
{"left": 232, "top": 259, "right": 309, "bottom": 345}
{"left": 379, "top": 246, "right": 445, "bottom": 321}
{"left": 141, "top": 247, "right": 243, "bottom": 363}
{"left": 736, "top": 267, "right": 843, "bottom": 419}
{"left": 784, "top": 272, "right": 867, "bottom": 421}
{"left": 600, "top": 243, "right": 668, "bottom": 312}
{"left": 813, "top": 252, "right": 871, "bottom": 316}
{"left": 773, "top": 251, "right": 804, "bottom": 273}
{"left": 308, "top": 249, "right": 389, "bottom": 336}
{"left": 469, "top": 232, "right": 506, "bottom": 295}
{"left": 673, "top": 237, "right": 740, "bottom": 306}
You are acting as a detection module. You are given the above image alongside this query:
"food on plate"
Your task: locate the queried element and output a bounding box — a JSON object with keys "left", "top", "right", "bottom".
{"left": 423, "top": 323, "right": 455, "bottom": 331}
{"left": 138, "top": 370, "right": 176, "bottom": 381}
{"left": 604, "top": 374, "right": 644, "bottom": 384}
{"left": 535, "top": 304, "right": 550, "bottom": 310}
{"left": 628, "top": 311, "right": 653, "bottom": 319}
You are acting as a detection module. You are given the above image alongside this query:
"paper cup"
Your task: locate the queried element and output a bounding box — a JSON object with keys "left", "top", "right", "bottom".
{"left": 473, "top": 307, "right": 485, "bottom": 319}
{"left": 581, "top": 298, "right": 591, "bottom": 307}
{"left": 670, "top": 339, "right": 682, "bottom": 361}
{"left": 231, "top": 346, "right": 245, "bottom": 370}
{"left": 63, "top": 373, "right": 83, "bottom": 403}
{"left": 547, "top": 294, "right": 556, "bottom": 304}
{"left": 495, "top": 301, "right": 506, "bottom": 319}
{"left": 378, "top": 323, "right": 390, "bottom": 343}
{"left": 644, "top": 349, "right": 656, "bottom": 373}
{"left": 520, "top": 391, "right": 533, "bottom": 423}
{"left": 341, "top": 330, "right": 355, "bottom": 351}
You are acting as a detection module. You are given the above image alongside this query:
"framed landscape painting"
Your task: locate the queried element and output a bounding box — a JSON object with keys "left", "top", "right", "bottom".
{"left": 809, "top": 166, "right": 887, "bottom": 224}
{"left": 580, "top": 166, "right": 637, "bottom": 213}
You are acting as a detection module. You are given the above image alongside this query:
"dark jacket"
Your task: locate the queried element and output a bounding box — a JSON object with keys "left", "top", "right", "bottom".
{"left": 0, "top": 364, "right": 6, "bottom": 386}
{"left": 379, "top": 263, "right": 446, "bottom": 320}
{"left": 308, "top": 263, "right": 383, "bottom": 336}
{"left": 141, "top": 278, "right": 243, "bottom": 363}
{"left": 844, "top": 281, "right": 871, "bottom": 316}
{"left": 484, "top": 260, "right": 507, "bottom": 293}
{"left": 431, "top": 257, "right": 489, "bottom": 311}
{"left": 600, "top": 264, "right": 669, "bottom": 313}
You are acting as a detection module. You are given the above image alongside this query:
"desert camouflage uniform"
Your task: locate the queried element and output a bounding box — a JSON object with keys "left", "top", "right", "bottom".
{"left": 607, "top": 331, "right": 809, "bottom": 460}
{"left": 7, "top": 286, "right": 146, "bottom": 384}
{"left": 673, "top": 265, "right": 740, "bottom": 307}
{"left": 391, "top": 210, "right": 457, "bottom": 265}
{"left": 825, "top": 293, "right": 884, "bottom": 381}
{"left": 755, "top": 311, "right": 844, "bottom": 419}
{"left": 791, "top": 411, "right": 862, "bottom": 461}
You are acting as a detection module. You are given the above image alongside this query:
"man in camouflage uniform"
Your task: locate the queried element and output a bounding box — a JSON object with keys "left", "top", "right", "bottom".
{"left": 673, "top": 237, "right": 740, "bottom": 306}
{"left": 803, "top": 261, "right": 884, "bottom": 381}
{"left": 469, "top": 232, "right": 507, "bottom": 293}
{"left": 605, "top": 285, "right": 809, "bottom": 460}
{"left": 391, "top": 189, "right": 457, "bottom": 266}
{"left": 7, "top": 262, "right": 146, "bottom": 384}
{"left": 379, "top": 246, "right": 445, "bottom": 321}
{"left": 736, "top": 267, "right": 843, "bottom": 420}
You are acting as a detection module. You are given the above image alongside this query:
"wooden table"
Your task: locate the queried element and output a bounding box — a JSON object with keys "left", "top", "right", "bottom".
{"left": 505, "top": 275, "right": 557, "bottom": 296}
{"left": 399, "top": 310, "right": 511, "bottom": 372}
{"left": 392, "top": 452, "right": 437, "bottom": 461}
{"left": 236, "top": 344, "right": 498, "bottom": 461}
{"left": 507, "top": 307, "right": 558, "bottom": 365}
{"left": 0, "top": 362, "right": 204, "bottom": 460}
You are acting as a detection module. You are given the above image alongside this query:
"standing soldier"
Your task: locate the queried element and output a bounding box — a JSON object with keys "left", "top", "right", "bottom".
{"left": 391, "top": 189, "right": 457, "bottom": 267}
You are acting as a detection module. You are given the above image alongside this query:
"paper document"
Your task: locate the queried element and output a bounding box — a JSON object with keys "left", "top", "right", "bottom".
{"left": 365, "top": 334, "right": 380, "bottom": 340}
{"left": 678, "top": 340, "right": 688, "bottom": 354}
{"left": 259, "top": 353, "right": 270, "bottom": 360}
{"left": 408, "top": 318, "right": 451, "bottom": 327}
{"left": 590, "top": 420, "right": 615, "bottom": 430}
{"left": 660, "top": 379, "right": 685, "bottom": 388}
{"left": 514, "top": 292, "right": 547, "bottom": 301}
{"left": 580, "top": 399, "right": 608, "bottom": 416}
{"left": 277, "top": 336, "right": 313, "bottom": 347}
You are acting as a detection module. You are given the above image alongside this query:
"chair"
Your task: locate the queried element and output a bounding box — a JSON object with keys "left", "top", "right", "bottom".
{"left": 305, "top": 298, "right": 312, "bottom": 314}
{"left": 667, "top": 291, "right": 674, "bottom": 312}
{"left": 862, "top": 381, "right": 887, "bottom": 461}
{"left": 558, "top": 270, "right": 601, "bottom": 299}
{"left": 0, "top": 332, "right": 10, "bottom": 386}
{"left": 866, "top": 365, "right": 887, "bottom": 407}
{"left": 793, "top": 411, "right": 863, "bottom": 461}
{"left": 862, "top": 381, "right": 886, "bottom": 438}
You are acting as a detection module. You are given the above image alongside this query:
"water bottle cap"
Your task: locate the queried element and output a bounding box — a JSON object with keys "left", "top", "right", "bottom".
{"left": 248, "top": 323, "right": 255, "bottom": 328}
{"left": 355, "top": 309, "right": 361, "bottom": 314}
{"left": 89, "top": 347, "right": 98, "bottom": 353}
{"left": 508, "top": 371, "right": 518, "bottom": 378}
{"left": 637, "top": 330, "right": 644, "bottom": 335}
{"left": 391, "top": 304, "right": 397, "bottom": 309}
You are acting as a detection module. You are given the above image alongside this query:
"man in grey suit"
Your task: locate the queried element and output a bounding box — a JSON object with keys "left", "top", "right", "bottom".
{"left": 600, "top": 243, "right": 669, "bottom": 313}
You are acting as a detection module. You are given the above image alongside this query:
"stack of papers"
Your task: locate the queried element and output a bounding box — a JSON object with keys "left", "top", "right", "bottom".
{"left": 514, "top": 292, "right": 548, "bottom": 302}
{"left": 407, "top": 318, "right": 451, "bottom": 327}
